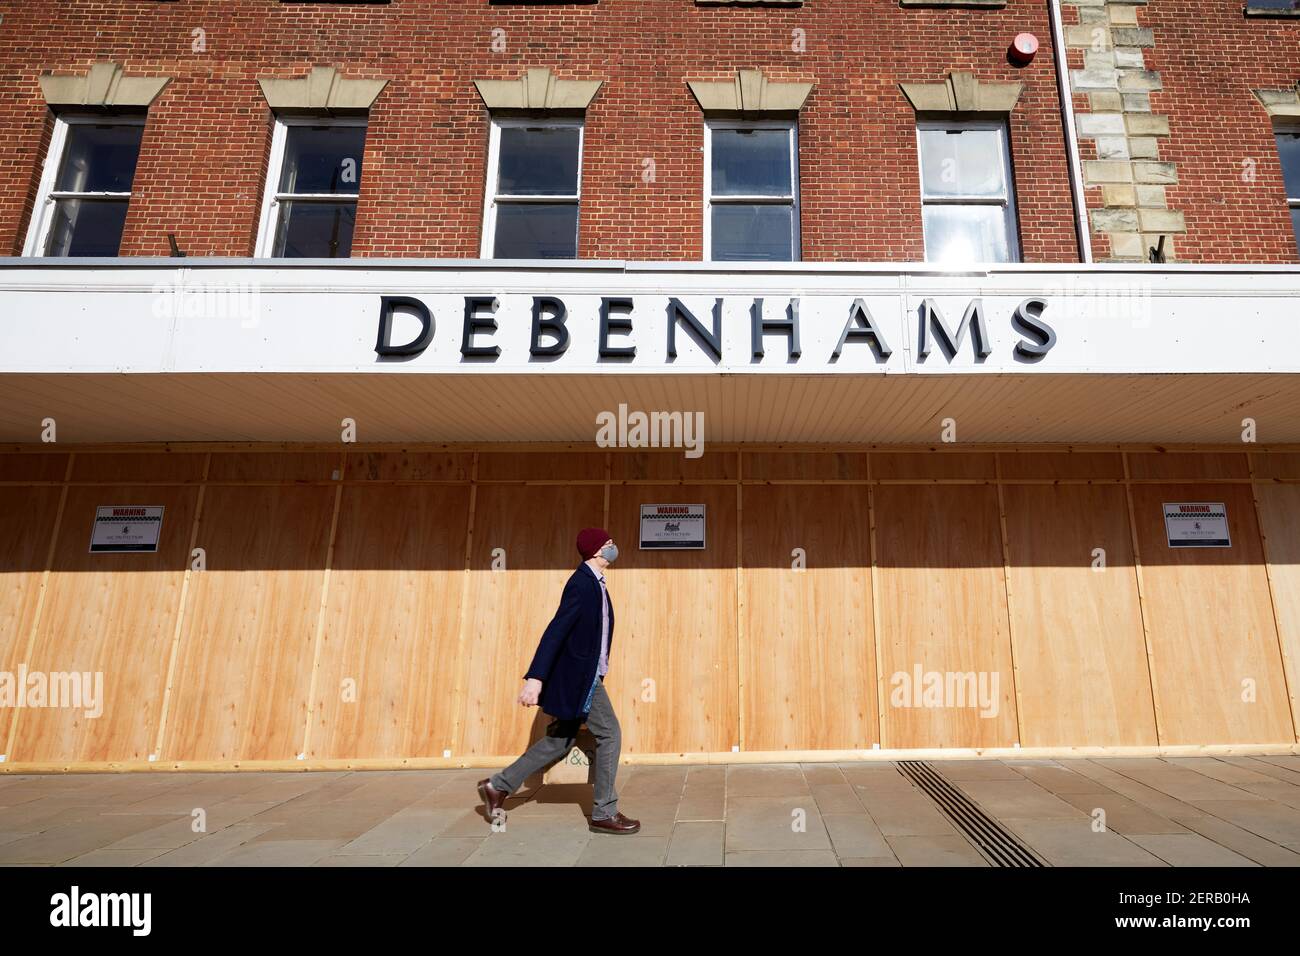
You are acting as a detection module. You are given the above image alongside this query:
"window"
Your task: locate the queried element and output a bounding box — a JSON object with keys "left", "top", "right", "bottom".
{"left": 704, "top": 120, "right": 799, "bottom": 261}
{"left": 24, "top": 114, "right": 145, "bottom": 256}
{"left": 1276, "top": 128, "right": 1300, "bottom": 257}
{"left": 1245, "top": 0, "right": 1300, "bottom": 16}
{"left": 256, "top": 116, "right": 367, "bottom": 257}
{"left": 482, "top": 118, "right": 583, "bottom": 259}
{"left": 916, "top": 120, "right": 1021, "bottom": 264}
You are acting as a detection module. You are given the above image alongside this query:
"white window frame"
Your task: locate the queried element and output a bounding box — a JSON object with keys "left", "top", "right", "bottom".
{"left": 916, "top": 117, "right": 1022, "bottom": 264}
{"left": 23, "top": 112, "right": 147, "bottom": 257}
{"left": 254, "top": 113, "right": 368, "bottom": 258}
{"left": 1278, "top": 126, "right": 1300, "bottom": 256}
{"left": 703, "top": 118, "right": 800, "bottom": 262}
{"left": 480, "top": 116, "right": 584, "bottom": 259}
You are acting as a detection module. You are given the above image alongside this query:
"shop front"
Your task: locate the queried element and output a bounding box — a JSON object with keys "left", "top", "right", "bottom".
{"left": 0, "top": 259, "right": 1298, "bottom": 771}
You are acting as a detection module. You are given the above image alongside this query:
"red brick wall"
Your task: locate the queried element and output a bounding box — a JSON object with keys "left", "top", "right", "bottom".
{"left": 8, "top": 0, "right": 1269, "bottom": 263}
{"left": 1140, "top": 1, "right": 1300, "bottom": 263}
{"left": 1058, "top": 0, "right": 1300, "bottom": 263}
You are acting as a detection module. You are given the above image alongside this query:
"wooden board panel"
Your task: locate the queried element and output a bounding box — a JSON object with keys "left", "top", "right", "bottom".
{"left": 1001, "top": 484, "right": 1156, "bottom": 747}
{"left": 308, "top": 485, "right": 470, "bottom": 759}
{"left": 476, "top": 452, "right": 606, "bottom": 481}
{"left": 743, "top": 452, "right": 870, "bottom": 481}
{"left": 1253, "top": 483, "right": 1300, "bottom": 741}
{"left": 740, "top": 485, "right": 876, "bottom": 749}
{"left": 874, "top": 453, "right": 997, "bottom": 480}
{"left": 1129, "top": 483, "right": 1293, "bottom": 745}
{"left": 873, "top": 485, "right": 1018, "bottom": 748}
{"left": 344, "top": 451, "right": 473, "bottom": 482}
{"left": 458, "top": 483, "right": 607, "bottom": 757}
{"left": 207, "top": 452, "right": 339, "bottom": 483}
{"left": 161, "top": 485, "right": 334, "bottom": 762}
{"left": 71, "top": 453, "right": 206, "bottom": 484}
{"left": 0, "top": 487, "right": 62, "bottom": 695}
{"left": 997, "top": 452, "right": 1124, "bottom": 481}
{"left": 610, "top": 451, "right": 736, "bottom": 482}
{"left": 10, "top": 485, "right": 197, "bottom": 763}
{"left": 1253, "top": 453, "right": 1300, "bottom": 480}
{"left": 1127, "top": 452, "right": 1249, "bottom": 480}
{"left": 0, "top": 454, "right": 68, "bottom": 482}
{"left": 606, "top": 484, "right": 738, "bottom": 754}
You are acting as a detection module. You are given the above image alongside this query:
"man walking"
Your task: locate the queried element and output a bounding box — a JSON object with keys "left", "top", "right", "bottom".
{"left": 478, "top": 527, "right": 640, "bottom": 834}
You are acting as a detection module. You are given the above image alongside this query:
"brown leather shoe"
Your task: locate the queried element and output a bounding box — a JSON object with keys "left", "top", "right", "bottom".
{"left": 589, "top": 811, "right": 640, "bottom": 834}
{"left": 477, "top": 778, "right": 508, "bottom": 823}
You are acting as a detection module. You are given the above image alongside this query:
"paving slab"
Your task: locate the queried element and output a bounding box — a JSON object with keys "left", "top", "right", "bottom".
{"left": 886, "top": 835, "right": 989, "bottom": 867}
{"left": 724, "top": 764, "right": 810, "bottom": 798}
{"left": 952, "top": 780, "right": 1088, "bottom": 820}
{"left": 999, "top": 817, "right": 1168, "bottom": 866}
{"left": 840, "top": 856, "right": 902, "bottom": 866}
{"left": 399, "top": 838, "right": 484, "bottom": 866}
{"left": 137, "top": 823, "right": 281, "bottom": 866}
{"left": 1183, "top": 799, "right": 1300, "bottom": 846}
{"left": 822, "top": 812, "right": 892, "bottom": 858}
{"left": 1056, "top": 791, "right": 1190, "bottom": 835}
{"left": 724, "top": 795, "right": 831, "bottom": 852}
{"left": 665, "top": 820, "right": 724, "bottom": 866}
{"left": 1171, "top": 814, "right": 1300, "bottom": 867}
{"left": 1127, "top": 833, "right": 1258, "bottom": 867}
{"left": 0, "top": 813, "right": 182, "bottom": 865}
{"left": 204, "top": 838, "right": 349, "bottom": 867}
{"left": 854, "top": 787, "right": 960, "bottom": 837}
{"left": 577, "top": 834, "right": 669, "bottom": 866}
{"left": 811, "top": 782, "right": 867, "bottom": 814}
{"left": 725, "top": 849, "right": 840, "bottom": 866}
{"left": 313, "top": 853, "right": 408, "bottom": 867}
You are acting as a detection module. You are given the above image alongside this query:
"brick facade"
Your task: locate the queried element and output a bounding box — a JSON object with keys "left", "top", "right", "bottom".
{"left": 0, "top": 0, "right": 1295, "bottom": 262}
{"left": 1062, "top": 0, "right": 1300, "bottom": 262}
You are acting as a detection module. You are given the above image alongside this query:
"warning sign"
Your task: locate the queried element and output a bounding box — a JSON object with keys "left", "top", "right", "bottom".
{"left": 1163, "top": 502, "right": 1230, "bottom": 548}
{"left": 639, "top": 504, "right": 706, "bottom": 550}
{"left": 90, "top": 505, "right": 165, "bottom": 553}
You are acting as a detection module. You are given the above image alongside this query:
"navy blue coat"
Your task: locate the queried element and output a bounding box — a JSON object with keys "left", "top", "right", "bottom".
{"left": 524, "top": 564, "right": 613, "bottom": 722}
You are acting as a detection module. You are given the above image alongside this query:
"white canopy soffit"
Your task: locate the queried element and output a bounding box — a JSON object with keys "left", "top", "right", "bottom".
{"left": 1, "top": 259, "right": 1298, "bottom": 444}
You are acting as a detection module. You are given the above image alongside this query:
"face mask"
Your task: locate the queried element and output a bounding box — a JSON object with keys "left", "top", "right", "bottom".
{"left": 599, "top": 543, "right": 618, "bottom": 563}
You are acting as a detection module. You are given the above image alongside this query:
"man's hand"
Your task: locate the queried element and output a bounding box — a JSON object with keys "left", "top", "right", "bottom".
{"left": 518, "top": 678, "right": 543, "bottom": 707}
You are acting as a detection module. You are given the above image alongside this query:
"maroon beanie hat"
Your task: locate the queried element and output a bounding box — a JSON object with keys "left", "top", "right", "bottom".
{"left": 576, "top": 527, "right": 612, "bottom": 560}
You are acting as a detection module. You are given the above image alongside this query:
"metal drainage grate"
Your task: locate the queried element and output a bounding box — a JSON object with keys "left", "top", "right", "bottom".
{"left": 896, "top": 760, "right": 1047, "bottom": 867}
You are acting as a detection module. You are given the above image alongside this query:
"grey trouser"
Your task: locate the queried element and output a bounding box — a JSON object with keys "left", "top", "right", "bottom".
{"left": 490, "top": 677, "right": 622, "bottom": 821}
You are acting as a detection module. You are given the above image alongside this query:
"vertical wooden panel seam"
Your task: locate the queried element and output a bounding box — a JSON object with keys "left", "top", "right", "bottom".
{"left": 1247, "top": 452, "right": 1300, "bottom": 742}
{"left": 152, "top": 451, "right": 211, "bottom": 760}
{"left": 602, "top": 452, "right": 610, "bottom": 528}
{"left": 2, "top": 453, "right": 74, "bottom": 761}
{"left": 1122, "top": 451, "right": 1165, "bottom": 745}
{"left": 299, "top": 450, "right": 347, "bottom": 759}
{"left": 994, "top": 454, "right": 1025, "bottom": 747}
{"left": 867, "top": 453, "right": 885, "bottom": 749}
{"left": 449, "top": 451, "right": 479, "bottom": 759}
{"left": 735, "top": 450, "right": 745, "bottom": 752}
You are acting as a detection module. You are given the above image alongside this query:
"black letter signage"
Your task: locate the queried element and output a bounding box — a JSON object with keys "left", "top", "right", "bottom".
{"left": 530, "top": 296, "right": 570, "bottom": 357}
{"left": 375, "top": 295, "right": 434, "bottom": 357}
{"left": 461, "top": 296, "right": 501, "bottom": 358}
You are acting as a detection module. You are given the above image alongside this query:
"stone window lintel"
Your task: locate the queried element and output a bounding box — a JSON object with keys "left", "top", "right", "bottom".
{"left": 257, "top": 66, "right": 389, "bottom": 112}
{"left": 899, "top": 71, "right": 1024, "bottom": 116}
{"left": 687, "top": 68, "right": 814, "bottom": 118}
{"left": 473, "top": 67, "right": 602, "bottom": 115}
{"left": 38, "top": 61, "right": 171, "bottom": 109}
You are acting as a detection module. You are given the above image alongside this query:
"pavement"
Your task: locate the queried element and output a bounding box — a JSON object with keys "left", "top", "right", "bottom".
{"left": 1, "top": 756, "right": 1299, "bottom": 866}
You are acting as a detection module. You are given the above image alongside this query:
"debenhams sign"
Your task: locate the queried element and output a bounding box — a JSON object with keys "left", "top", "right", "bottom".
{"left": 373, "top": 294, "right": 1058, "bottom": 368}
